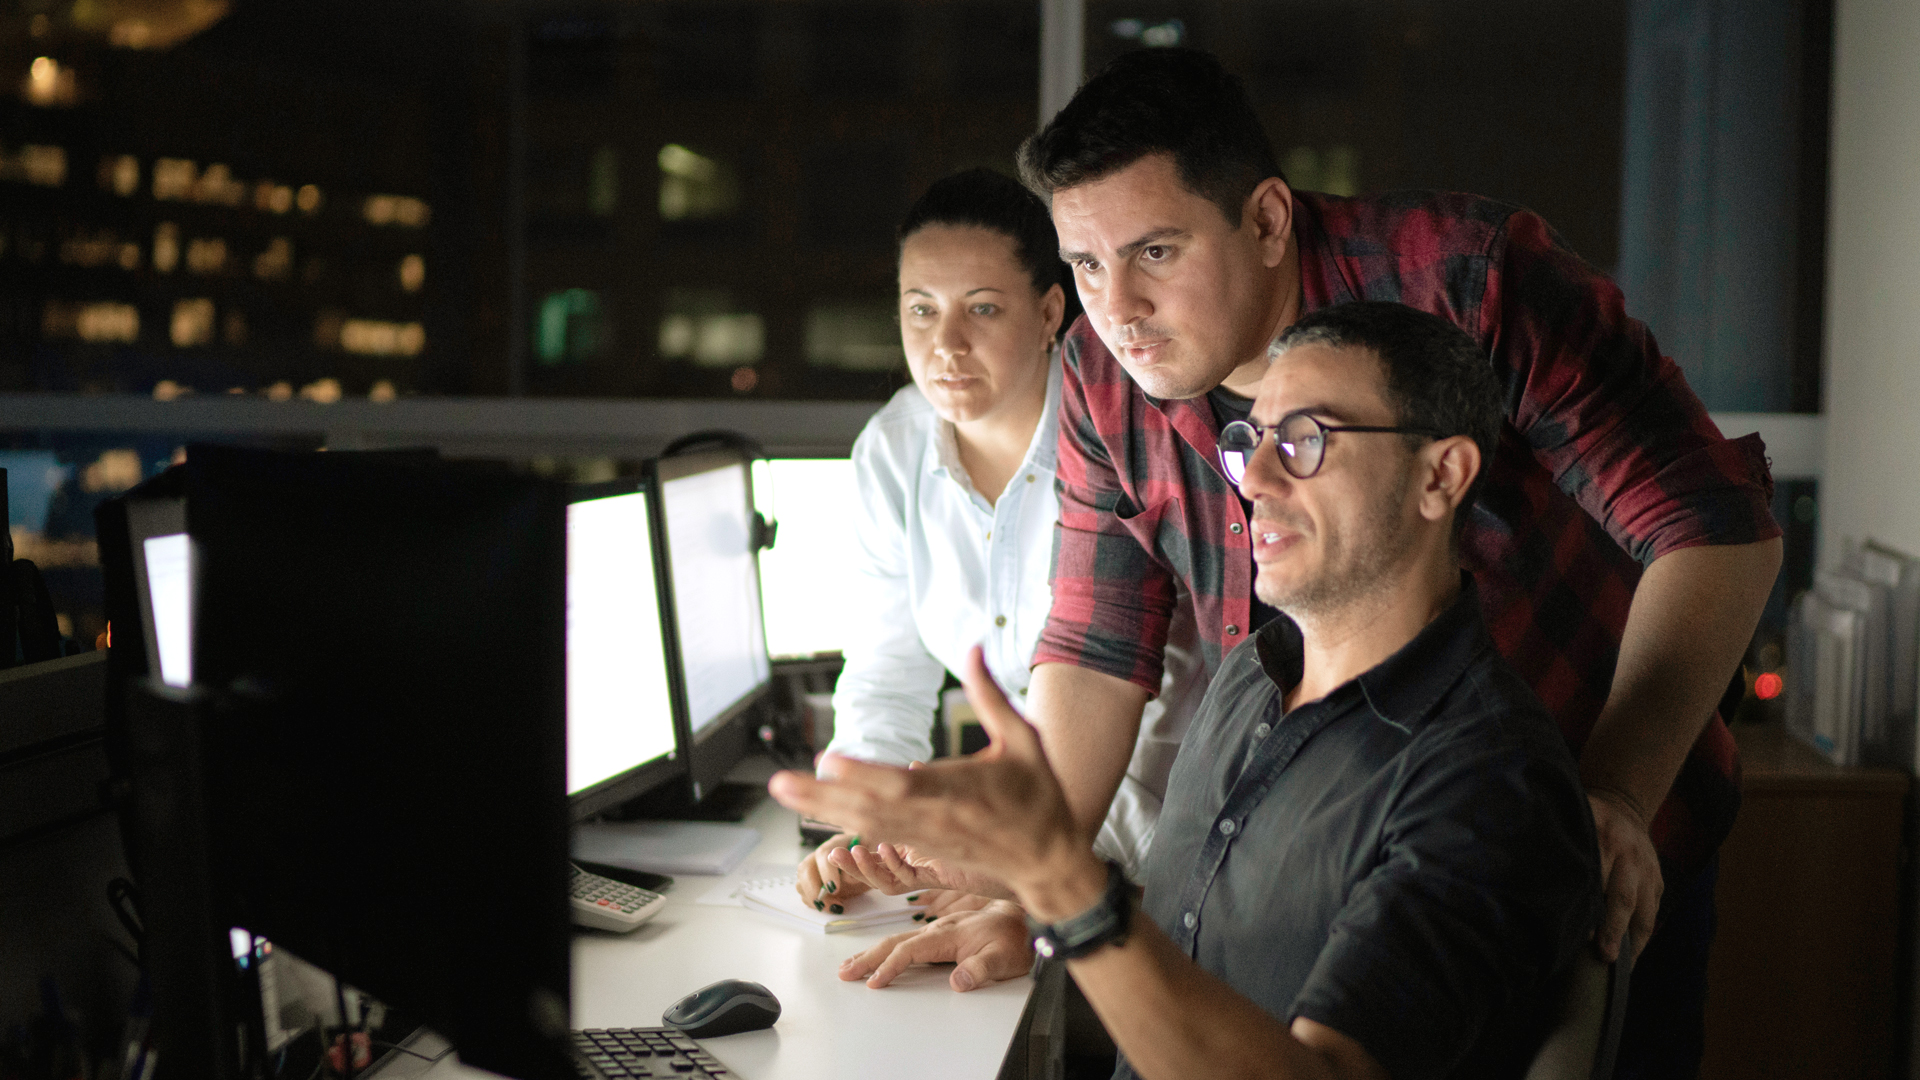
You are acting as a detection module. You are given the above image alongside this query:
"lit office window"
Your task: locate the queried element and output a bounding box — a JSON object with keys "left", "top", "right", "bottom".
{"left": 99, "top": 154, "right": 141, "bottom": 196}
{"left": 536, "top": 289, "right": 606, "bottom": 364}
{"left": 657, "top": 144, "right": 738, "bottom": 221}
{"left": 341, "top": 320, "right": 426, "bottom": 357}
{"left": 363, "top": 194, "right": 430, "bottom": 227}
{"left": 152, "top": 223, "right": 181, "bottom": 273}
{"left": 41, "top": 300, "right": 141, "bottom": 344}
{"left": 60, "top": 231, "right": 124, "bottom": 269}
{"left": 79, "top": 302, "right": 140, "bottom": 343}
{"left": 658, "top": 289, "right": 763, "bottom": 367}
{"left": 1, "top": 144, "right": 68, "bottom": 187}
{"left": 171, "top": 298, "right": 216, "bottom": 347}
{"left": 296, "top": 184, "right": 323, "bottom": 214}
{"left": 254, "top": 181, "right": 294, "bottom": 214}
{"left": 398, "top": 253, "right": 425, "bottom": 292}
{"left": 300, "top": 377, "right": 344, "bottom": 403}
{"left": 152, "top": 158, "right": 197, "bottom": 201}
{"left": 253, "top": 237, "right": 293, "bottom": 281}
{"left": 24, "top": 56, "right": 76, "bottom": 107}
{"left": 184, "top": 237, "right": 227, "bottom": 275}
{"left": 193, "top": 163, "right": 246, "bottom": 205}
{"left": 805, "top": 303, "right": 903, "bottom": 371}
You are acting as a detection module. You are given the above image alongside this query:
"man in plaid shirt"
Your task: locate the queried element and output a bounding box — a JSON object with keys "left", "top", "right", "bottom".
{"left": 1012, "top": 49, "right": 1780, "bottom": 1076}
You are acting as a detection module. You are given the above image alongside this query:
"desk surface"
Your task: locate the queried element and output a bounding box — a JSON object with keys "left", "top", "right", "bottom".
{"left": 567, "top": 796, "right": 1032, "bottom": 1080}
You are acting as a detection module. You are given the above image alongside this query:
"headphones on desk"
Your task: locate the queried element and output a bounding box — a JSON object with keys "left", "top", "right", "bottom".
{"left": 659, "top": 429, "right": 778, "bottom": 553}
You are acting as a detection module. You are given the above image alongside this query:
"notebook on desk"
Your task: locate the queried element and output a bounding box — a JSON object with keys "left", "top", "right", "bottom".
{"left": 573, "top": 821, "right": 760, "bottom": 876}
{"left": 735, "top": 873, "right": 926, "bottom": 934}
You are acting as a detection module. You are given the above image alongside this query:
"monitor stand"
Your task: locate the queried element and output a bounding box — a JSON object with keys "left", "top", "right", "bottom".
{"left": 611, "top": 778, "right": 766, "bottom": 823}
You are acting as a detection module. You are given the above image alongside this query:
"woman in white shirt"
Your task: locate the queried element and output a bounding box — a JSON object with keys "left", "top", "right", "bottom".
{"left": 793, "top": 169, "right": 1064, "bottom": 895}
{"left": 795, "top": 172, "right": 1202, "bottom": 988}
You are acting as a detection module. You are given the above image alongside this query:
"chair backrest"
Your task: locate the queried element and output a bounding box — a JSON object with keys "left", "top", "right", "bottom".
{"left": 1524, "top": 929, "right": 1637, "bottom": 1080}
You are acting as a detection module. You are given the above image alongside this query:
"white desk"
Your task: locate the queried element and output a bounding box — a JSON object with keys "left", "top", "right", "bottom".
{"left": 568, "top": 796, "right": 1033, "bottom": 1080}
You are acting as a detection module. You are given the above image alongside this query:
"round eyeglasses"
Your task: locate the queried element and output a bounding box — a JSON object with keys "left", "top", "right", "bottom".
{"left": 1217, "top": 411, "right": 1447, "bottom": 483}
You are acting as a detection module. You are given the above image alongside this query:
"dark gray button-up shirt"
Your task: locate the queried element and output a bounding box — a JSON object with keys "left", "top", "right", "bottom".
{"left": 1129, "top": 579, "right": 1600, "bottom": 1080}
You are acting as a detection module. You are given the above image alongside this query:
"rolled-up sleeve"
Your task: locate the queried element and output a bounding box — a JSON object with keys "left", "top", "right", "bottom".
{"left": 1483, "top": 209, "right": 1780, "bottom": 565}
{"left": 1032, "top": 339, "right": 1178, "bottom": 694}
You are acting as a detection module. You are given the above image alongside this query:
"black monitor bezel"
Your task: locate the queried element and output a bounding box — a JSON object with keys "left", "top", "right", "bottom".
{"left": 564, "top": 476, "right": 685, "bottom": 821}
{"left": 649, "top": 448, "right": 773, "bottom": 803}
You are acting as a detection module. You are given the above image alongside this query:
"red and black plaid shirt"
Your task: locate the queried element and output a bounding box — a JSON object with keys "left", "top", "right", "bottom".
{"left": 1036, "top": 190, "right": 1781, "bottom": 879}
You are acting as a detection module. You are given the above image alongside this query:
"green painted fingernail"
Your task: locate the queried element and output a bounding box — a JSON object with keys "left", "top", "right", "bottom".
{"left": 815, "top": 901, "right": 824, "bottom": 910}
{"left": 906, "top": 894, "right": 922, "bottom": 902}
{"left": 847, "top": 835, "right": 861, "bottom": 848}
{"left": 830, "top": 904, "right": 844, "bottom": 914}
{"left": 912, "top": 913, "right": 924, "bottom": 921}
{"left": 826, "top": 882, "right": 836, "bottom": 893}
{"left": 924, "top": 915, "right": 936, "bottom": 922}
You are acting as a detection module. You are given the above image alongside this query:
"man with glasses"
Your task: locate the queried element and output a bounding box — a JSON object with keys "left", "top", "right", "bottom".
{"left": 846, "top": 46, "right": 1779, "bottom": 1076}
{"left": 775, "top": 302, "right": 1602, "bottom": 1080}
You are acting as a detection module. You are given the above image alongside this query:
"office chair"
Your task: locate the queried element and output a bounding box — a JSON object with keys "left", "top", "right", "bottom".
{"left": 1525, "top": 929, "right": 1637, "bottom": 1080}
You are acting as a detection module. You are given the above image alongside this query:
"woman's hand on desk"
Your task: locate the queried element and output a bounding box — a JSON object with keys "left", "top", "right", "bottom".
{"left": 839, "top": 900, "right": 1033, "bottom": 991}
{"left": 796, "top": 833, "right": 873, "bottom": 910}
{"left": 828, "top": 841, "right": 1014, "bottom": 901}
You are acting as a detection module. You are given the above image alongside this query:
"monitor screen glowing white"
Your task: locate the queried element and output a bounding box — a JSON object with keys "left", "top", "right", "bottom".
{"left": 566, "top": 491, "right": 678, "bottom": 795}
{"left": 662, "top": 461, "right": 770, "bottom": 735}
{"left": 142, "top": 533, "right": 193, "bottom": 688}
{"left": 753, "top": 457, "right": 860, "bottom": 659}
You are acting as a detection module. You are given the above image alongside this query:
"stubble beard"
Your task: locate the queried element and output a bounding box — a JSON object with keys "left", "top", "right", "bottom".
{"left": 1254, "top": 461, "right": 1419, "bottom": 621}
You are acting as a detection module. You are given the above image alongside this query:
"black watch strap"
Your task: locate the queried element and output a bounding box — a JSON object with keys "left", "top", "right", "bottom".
{"left": 1026, "top": 860, "right": 1132, "bottom": 960}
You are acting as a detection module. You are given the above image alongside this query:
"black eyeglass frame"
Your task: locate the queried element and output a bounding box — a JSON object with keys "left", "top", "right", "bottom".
{"left": 1216, "top": 412, "right": 1449, "bottom": 483}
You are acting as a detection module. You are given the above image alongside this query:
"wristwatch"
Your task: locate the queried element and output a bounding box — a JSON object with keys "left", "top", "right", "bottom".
{"left": 1026, "top": 859, "right": 1132, "bottom": 960}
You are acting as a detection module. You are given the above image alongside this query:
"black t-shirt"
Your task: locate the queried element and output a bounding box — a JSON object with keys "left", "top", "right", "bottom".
{"left": 1208, "top": 387, "right": 1283, "bottom": 634}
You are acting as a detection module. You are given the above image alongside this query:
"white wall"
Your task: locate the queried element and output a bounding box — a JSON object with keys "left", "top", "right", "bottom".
{"left": 1820, "top": 0, "right": 1920, "bottom": 567}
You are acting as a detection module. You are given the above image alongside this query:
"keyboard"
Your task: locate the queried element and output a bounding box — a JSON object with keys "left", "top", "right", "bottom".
{"left": 572, "top": 1027, "right": 732, "bottom": 1079}
{"left": 571, "top": 864, "right": 668, "bottom": 932}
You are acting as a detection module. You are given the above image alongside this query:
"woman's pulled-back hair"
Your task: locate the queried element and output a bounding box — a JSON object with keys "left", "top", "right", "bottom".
{"left": 898, "top": 167, "right": 1066, "bottom": 301}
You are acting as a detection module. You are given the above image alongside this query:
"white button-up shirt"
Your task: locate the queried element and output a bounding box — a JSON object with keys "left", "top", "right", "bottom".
{"left": 827, "top": 364, "right": 1063, "bottom": 767}
{"left": 827, "top": 360, "right": 1204, "bottom": 878}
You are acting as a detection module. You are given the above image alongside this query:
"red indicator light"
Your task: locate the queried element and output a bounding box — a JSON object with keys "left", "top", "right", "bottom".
{"left": 1755, "top": 672, "right": 1784, "bottom": 700}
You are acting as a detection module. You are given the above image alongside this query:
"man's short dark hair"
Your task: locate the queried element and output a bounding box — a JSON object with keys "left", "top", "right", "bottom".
{"left": 898, "top": 167, "right": 1064, "bottom": 300}
{"left": 1273, "top": 302, "right": 1504, "bottom": 536}
{"left": 1017, "top": 48, "right": 1282, "bottom": 227}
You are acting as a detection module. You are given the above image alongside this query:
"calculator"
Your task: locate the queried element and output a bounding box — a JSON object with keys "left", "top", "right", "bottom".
{"left": 570, "top": 863, "right": 667, "bottom": 932}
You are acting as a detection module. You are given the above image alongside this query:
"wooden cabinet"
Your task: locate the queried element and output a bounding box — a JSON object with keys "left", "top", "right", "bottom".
{"left": 1703, "top": 723, "right": 1909, "bottom": 1080}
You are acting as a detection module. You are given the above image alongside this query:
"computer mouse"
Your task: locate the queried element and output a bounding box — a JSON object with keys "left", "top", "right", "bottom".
{"left": 661, "top": 979, "right": 781, "bottom": 1038}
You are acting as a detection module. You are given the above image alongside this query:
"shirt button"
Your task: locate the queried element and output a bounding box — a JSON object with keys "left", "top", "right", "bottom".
{"left": 1182, "top": 911, "right": 1196, "bottom": 929}
{"left": 1253, "top": 722, "right": 1270, "bottom": 739}
{"left": 1226, "top": 625, "right": 1240, "bottom": 636}
{"left": 1218, "top": 819, "right": 1237, "bottom": 837}
{"left": 1229, "top": 523, "right": 1243, "bottom": 534}
{"left": 1026, "top": 474, "right": 1035, "bottom": 483}
{"left": 994, "top": 615, "right": 1007, "bottom": 627}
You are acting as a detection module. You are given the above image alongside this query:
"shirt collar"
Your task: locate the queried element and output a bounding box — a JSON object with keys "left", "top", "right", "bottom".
{"left": 1253, "top": 574, "right": 1493, "bottom": 731}
{"left": 925, "top": 350, "right": 1064, "bottom": 487}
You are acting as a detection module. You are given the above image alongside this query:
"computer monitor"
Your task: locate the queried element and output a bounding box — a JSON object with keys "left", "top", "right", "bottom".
{"left": 753, "top": 457, "right": 860, "bottom": 661}
{"left": 124, "top": 496, "right": 191, "bottom": 687}
{"left": 115, "top": 445, "right": 574, "bottom": 1080}
{"left": 653, "top": 449, "right": 772, "bottom": 802}
{"left": 566, "top": 478, "right": 682, "bottom": 819}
